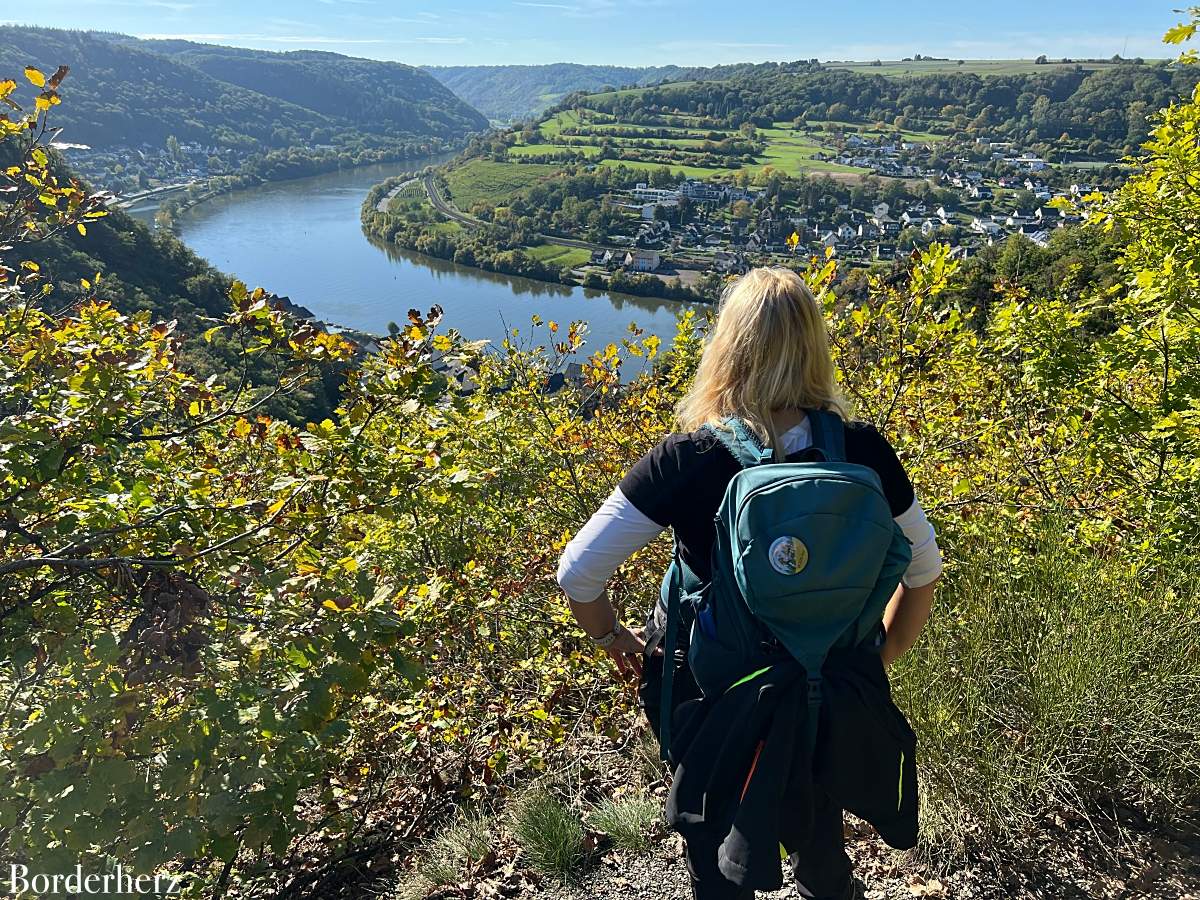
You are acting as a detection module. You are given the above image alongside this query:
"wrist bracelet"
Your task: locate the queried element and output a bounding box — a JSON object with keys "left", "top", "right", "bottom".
{"left": 591, "top": 621, "right": 624, "bottom": 649}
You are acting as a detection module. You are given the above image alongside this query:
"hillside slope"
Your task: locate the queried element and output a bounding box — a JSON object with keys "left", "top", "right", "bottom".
{"left": 0, "top": 137, "right": 343, "bottom": 421}
{"left": 425, "top": 62, "right": 749, "bottom": 122}
{"left": 144, "top": 40, "right": 488, "bottom": 140}
{"left": 0, "top": 27, "right": 488, "bottom": 151}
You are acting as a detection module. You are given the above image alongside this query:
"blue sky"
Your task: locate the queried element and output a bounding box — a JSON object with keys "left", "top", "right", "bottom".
{"left": 7, "top": 0, "right": 1182, "bottom": 67}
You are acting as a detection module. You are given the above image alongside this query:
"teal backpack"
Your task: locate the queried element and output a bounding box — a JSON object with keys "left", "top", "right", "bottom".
{"left": 657, "top": 410, "right": 912, "bottom": 758}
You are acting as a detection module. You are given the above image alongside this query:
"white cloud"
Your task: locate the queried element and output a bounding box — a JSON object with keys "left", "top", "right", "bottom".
{"left": 74, "top": 0, "right": 196, "bottom": 10}
{"left": 513, "top": 0, "right": 617, "bottom": 18}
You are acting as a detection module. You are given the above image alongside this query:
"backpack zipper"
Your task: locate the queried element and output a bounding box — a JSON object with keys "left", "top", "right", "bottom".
{"left": 732, "top": 469, "right": 890, "bottom": 525}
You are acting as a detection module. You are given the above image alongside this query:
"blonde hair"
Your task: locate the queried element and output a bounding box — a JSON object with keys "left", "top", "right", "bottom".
{"left": 675, "top": 266, "right": 848, "bottom": 457}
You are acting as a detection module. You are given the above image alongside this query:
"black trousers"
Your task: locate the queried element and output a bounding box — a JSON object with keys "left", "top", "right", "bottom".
{"left": 639, "top": 650, "right": 853, "bottom": 900}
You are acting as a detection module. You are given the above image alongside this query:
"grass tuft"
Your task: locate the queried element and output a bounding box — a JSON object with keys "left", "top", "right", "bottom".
{"left": 406, "top": 811, "right": 494, "bottom": 892}
{"left": 894, "top": 519, "right": 1200, "bottom": 858}
{"left": 510, "top": 789, "right": 587, "bottom": 881}
{"left": 587, "top": 796, "right": 661, "bottom": 852}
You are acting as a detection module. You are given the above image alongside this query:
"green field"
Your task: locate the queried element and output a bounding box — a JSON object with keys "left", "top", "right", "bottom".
{"left": 538, "top": 109, "right": 581, "bottom": 138}
{"left": 586, "top": 80, "right": 705, "bottom": 102}
{"left": 516, "top": 108, "right": 881, "bottom": 180}
{"left": 799, "top": 119, "right": 950, "bottom": 143}
{"left": 524, "top": 243, "right": 591, "bottom": 267}
{"left": 444, "top": 158, "right": 562, "bottom": 208}
{"left": 751, "top": 126, "right": 868, "bottom": 176}
{"left": 822, "top": 58, "right": 1154, "bottom": 77}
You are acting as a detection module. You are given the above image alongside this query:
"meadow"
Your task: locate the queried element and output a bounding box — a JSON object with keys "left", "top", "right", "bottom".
{"left": 518, "top": 102, "right": 879, "bottom": 179}
{"left": 444, "top": 158, "right": 562, "bottom": 208}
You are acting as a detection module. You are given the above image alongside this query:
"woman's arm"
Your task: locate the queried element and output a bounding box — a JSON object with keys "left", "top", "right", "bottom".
{"left": 567, "top": 590, "right": 655, "bottom": 679}
{"left": 883, "top": 499, "right": 943, "bottom": 667}
{"left": 557, "top": 486, "right": 666, "bottom": 680}
{"left": 880, "top": 578, "right": 938, "bottom": 667}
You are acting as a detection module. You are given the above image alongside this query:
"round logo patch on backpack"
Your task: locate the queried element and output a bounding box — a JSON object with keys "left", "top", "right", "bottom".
{"left": 768, "top": 536, "right": 809, "bottom": 575}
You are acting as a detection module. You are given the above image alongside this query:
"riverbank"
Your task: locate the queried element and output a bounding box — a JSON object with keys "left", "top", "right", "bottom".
{"left": 151, "top": 142, "right": 464, "bottom": 229}
{"left": 361, "top": 173, "right": 724, "bottom": 304}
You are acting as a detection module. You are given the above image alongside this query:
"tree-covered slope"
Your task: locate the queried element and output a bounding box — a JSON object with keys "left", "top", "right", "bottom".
{"left": 0, "top": 27, "right": 487, "bottom": 151}
{"left": 143, "top": 41, "right": 489, "bottom": 139}
{"left": 424, "top": 62, "right": 749, "bottom": 122}
{"left": 586, "top": 64, "right": 1200, "bottom": 151}
{"left": 1, "top": 136, "right": 344, "bottom": 421}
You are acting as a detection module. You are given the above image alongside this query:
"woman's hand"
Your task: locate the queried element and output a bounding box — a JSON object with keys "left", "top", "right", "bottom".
{"left": 565, "top": 593, "right": 661, "bottom": 681}
{"left": 605, "top": 625, "right": 656, "bottom": 681}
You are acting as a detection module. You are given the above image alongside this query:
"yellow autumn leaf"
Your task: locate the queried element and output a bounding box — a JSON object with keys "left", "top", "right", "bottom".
{"left": 24, "top": 67, "right": 45, "bottom": 88}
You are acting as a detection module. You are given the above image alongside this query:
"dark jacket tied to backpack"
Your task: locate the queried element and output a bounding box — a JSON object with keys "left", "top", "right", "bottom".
{"left": 648, "top": 412, "right": 921, "bottom": 893}
{"left": 664, "top": 650, "right": 918, "bottom": 892}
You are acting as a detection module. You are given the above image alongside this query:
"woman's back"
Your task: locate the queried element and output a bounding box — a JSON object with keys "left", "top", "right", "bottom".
{"left": 617, "top": 417, "right": 916, "bottom": 581}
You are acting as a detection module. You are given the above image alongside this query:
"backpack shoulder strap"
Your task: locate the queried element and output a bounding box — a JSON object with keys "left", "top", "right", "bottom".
{"left": 806, "top": 408, "right": 846, "bottom": 463}
{"left": 703, "top": 418, "right": 774, "bottom": 468}
{"left": 657, "top": 542, "right": 684, "bottom": 760}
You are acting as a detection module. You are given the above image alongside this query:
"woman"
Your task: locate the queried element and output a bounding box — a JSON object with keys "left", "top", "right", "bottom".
{"left": 556, "top": 267, "right": 942, "bottom": 900}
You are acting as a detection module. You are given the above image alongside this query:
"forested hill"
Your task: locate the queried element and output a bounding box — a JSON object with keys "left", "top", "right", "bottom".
{"left": 425, "top": 62, "right": 755, "bottom": 122}
{"left": 585, "top": 63, "right": 1200, "bottom": 152}
{"left": 0, "top": 27, "right": 489, "bottom": 151}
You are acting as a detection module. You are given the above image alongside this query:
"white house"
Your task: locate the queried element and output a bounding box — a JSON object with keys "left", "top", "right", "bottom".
{"left": 1014, "top": 154, "right": 1048, "bottom": 172}
{"left": 971, "top": 218, "right": 1003, "bottom": 237}
{"left": 632, "top": 183, "right": 679, "bottom": 203}
{"left": 624, "top": 249, "right": 660, "bottom": 272}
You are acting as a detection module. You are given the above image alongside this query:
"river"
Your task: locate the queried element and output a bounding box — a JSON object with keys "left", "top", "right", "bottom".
{"left": 128, "top": 159, "right": 695, "bottom": 366}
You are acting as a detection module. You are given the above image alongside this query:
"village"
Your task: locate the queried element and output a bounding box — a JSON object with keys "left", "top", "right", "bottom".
{"left": 64, "top": 139, "right": 226, "bottom": 196}
{"left": 578, "top": 132, "right": 1097, "bottom": 281}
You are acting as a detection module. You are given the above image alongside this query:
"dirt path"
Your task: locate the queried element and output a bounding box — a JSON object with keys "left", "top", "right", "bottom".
{"left": 519, "top": 817, "right": 1200, "bottom": 900}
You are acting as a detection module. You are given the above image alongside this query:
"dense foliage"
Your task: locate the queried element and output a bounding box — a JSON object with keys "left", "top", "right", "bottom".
{"left": 582, "top": 63, "right": 1200, "bottom": 158}
{"left": 3, "top": 17, "right": 1200, "bottom": 898}
{"left": 0, "top": 27, "right": 488, "bottom": 152}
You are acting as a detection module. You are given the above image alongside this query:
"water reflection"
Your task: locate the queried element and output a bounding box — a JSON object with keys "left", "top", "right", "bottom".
{"left": 364, "top": 236, "right": 686, "bottom": 319}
